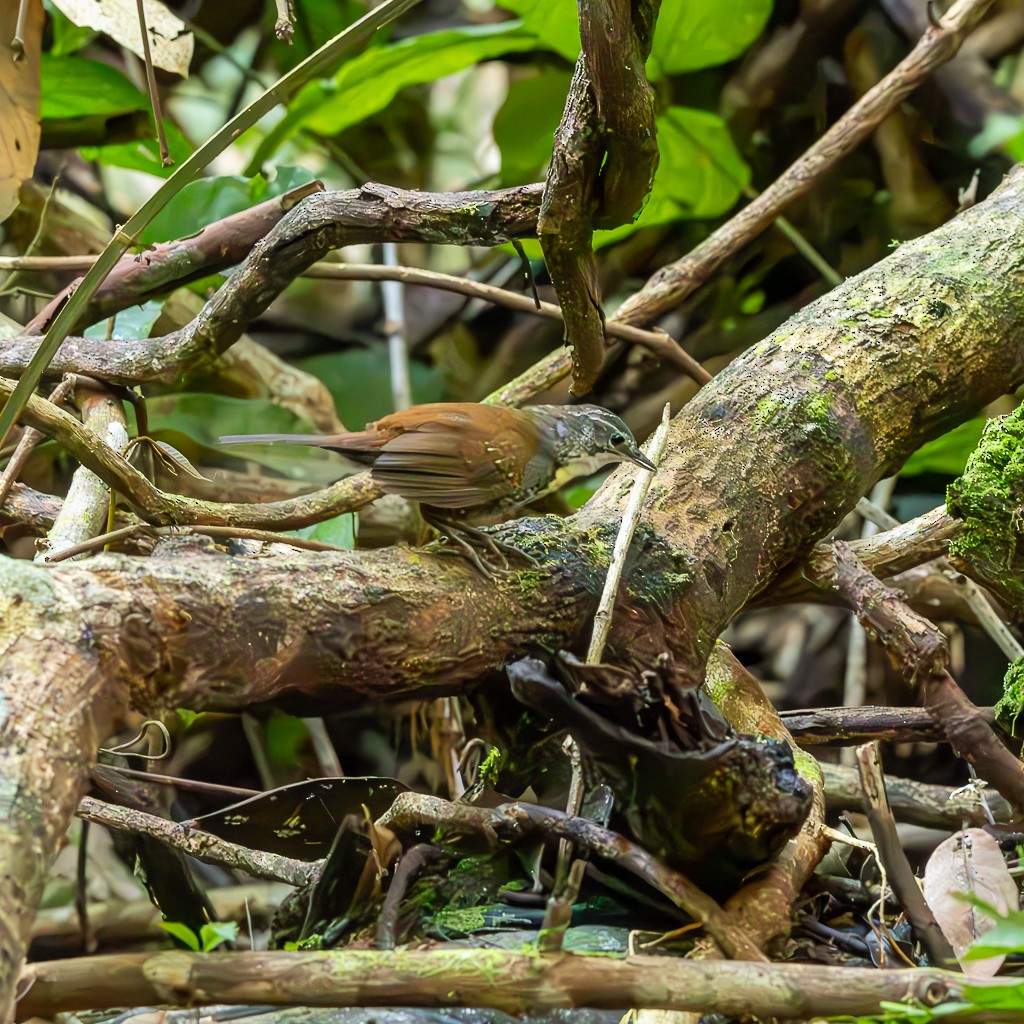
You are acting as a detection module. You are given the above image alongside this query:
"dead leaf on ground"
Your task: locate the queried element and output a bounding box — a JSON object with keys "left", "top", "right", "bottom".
{"left": 0, "top": 0, "right": 43, "bottom": 224}
{"left": 48, "top": 0, "right": 194, "bottom": 78}
{"left": 922, "top": 827, "right": 1018, "bottom": 978}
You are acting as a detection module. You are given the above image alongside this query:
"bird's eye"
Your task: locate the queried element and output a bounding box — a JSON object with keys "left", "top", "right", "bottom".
{"left": 610, "top": 432, "right": 626, "bottom": 445}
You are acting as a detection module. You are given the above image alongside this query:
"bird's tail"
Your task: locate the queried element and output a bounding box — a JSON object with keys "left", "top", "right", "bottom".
{"left": 219, "top": 432, "right": 341, "bottom": 446}
{"left": 218, "top": 432, "right": 381, "bottom": 464}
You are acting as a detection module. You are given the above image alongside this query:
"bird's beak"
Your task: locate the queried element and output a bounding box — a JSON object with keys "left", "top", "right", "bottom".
{"left": 626, "top": 448, "right": 657, "bottom": 472}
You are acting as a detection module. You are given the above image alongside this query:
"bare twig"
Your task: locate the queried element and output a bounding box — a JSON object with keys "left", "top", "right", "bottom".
{"left": 808, "top": 541, "right": 1024, "bottom": 816}
{"left": 614, "top": 0, "right": 997, "bottom": 327}
{"left": 857, "top": 497, "right": 1023, "bottom": 660}
{"left": 19, "top": 948, "right": 1010, "bottom": 1020}
{"left": 782, "top": 704, "right": 995, "bottom": 746}
{"left": 76, "top": 796, "right": 316, "bottom": 888}
{"left": 41, "top": 523, "right": 349, "bottom": 563}
{"left": 821, "top": 761, "right": 1010, "bottom": 830}
{"left": 855, "top": 742, "right": 958, "bottom": 968}
{"left": 381, "top": 242, "right": 411, "bottom": 412}
{"left": 134, "top": 0, "right": 172, "bottom": 165}
{"left": 587, "top": 403, "right": 672, "bottom": 662}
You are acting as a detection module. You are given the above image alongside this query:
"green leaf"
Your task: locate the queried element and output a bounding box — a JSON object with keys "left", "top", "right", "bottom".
{"left": 43, "top": 1, "right": 98, "bottom": 56}
{"left": 961, "top": 981, "right": 1024, "bottom": 1010}
{"left": 595, "top": 106, "right": 748, "bottom": 247}
{"left": 970, "top": 112, "right": 1024, "bottom": 160}
{"left": 901, "top": 417, "right": 989, "bottom": 477}
{"left": 145, "top": 393, "right": 344, "bottom": 483}
{"left": 650, "top": 0, "right": 773, "bottom": 75}
{"left": 199, "top": 920, "right": 239, "bottom": 952}
{"left": 83, "top": 300, "right": 164, "bottom": 340}
{"left": 291, "top": 514, "right": 357, "bottom": 548}
{"left": 40, "top": 55, "right": 147, "bottom": 120}
{"left": 81, "top": 121, "right": 194, "bottom": 179}
{"left": 139, "top": 168, "right": 317, "bottom": 245}
{"left": 159, "top": 920, "right": 201, "bottom": 950}
{"left": 252, "top": 22, "right": 544, "bottom": 163}
{"left": 494, "top": 0, "right": 579, "bottom": 61}
{"left": 496, "top": 0, "right": 773, "bottom": 75}
{"left": 493, "top": 68, "right": 571, "bottom": 186}
{"left": 296, "top": 347, "right": 446, "bottom": 432}
{"left": 963, "top": 913, "right": 1024, "bottom": 958}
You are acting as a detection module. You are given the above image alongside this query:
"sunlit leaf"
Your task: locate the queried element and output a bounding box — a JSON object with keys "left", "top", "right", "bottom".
{"left": 252, "top": 22, "right": 543, "bottom": 163}
{"left": 495, "top": 0, "right": 578, "bottom": 60}
{"left": 496, "top": 0, "right": 773, "bottom": 76}
{"left": 199, "top": 920, "right": 239, "bottom": 951}
{"left": 596, "top": 106, "right": 748, "bottom": 247}
{"left": 650, "top": 0, "right": 772, "bottom": 75}
{"left": 159, "top": 920, "right": 201, "bottom": 950}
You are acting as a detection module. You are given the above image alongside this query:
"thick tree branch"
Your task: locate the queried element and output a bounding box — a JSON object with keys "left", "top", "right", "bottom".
{"left": 17, "top": 949, "right": 1015, "bottom": 1019}
{"left": 4, "top": 164, "right": 1024, "bottom": 1013}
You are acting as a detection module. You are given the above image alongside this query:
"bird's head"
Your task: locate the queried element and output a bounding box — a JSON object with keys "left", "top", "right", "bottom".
{"left": 529, "top": 404, "right": 656, "bottom": 473}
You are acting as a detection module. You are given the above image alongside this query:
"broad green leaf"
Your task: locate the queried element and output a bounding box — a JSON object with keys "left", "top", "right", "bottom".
{"left": 901, "top": 417, "right": 988, "bottom": 477}
{"left": 650, "top": 0, "right": 773, "bottom": 75}
{"left": 82, "top": 121, "right": 193, "bottom": 179}
{"left": 252, "top": 22, "right": 543, "bottom": 162}
{"left": 40, "top": 55, "right": 146, "bottom": 119}
{"left": 496, "top": 0, "right": 774, "bottom": 75}
{"left": 495, "top": 0, "right": 578, "bottom": 61}
{"left": 139, "top": 168, "right": 316, "bottom": 244}
{"left": 159, "top": 921, "right": 201, "bottom": 950}
{"left": 297, "top": 347, "right": 446, "bottom": 431}
{"left": 83, "top": 300, "right": 164, "bottom": 340}
{"left": 493, "top": 68, "right": 571, "bottom": 186}
{"left": 596, "top": 106, "right": 748, "bottom": 246}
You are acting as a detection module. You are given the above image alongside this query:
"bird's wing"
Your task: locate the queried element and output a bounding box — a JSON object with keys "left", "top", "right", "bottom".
{"left": 370, "top": 405, "right": 536, "bottom": 508}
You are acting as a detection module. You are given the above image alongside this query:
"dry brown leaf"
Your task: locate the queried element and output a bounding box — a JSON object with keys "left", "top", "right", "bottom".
{"left": 923, "top": 827, "right": 1018, "bottom": 978}
{"left": 48, "top": 0, "right": 193, "bottom": 77}
{"left": 0, "top": 0, "right": 43, "bottom": 223}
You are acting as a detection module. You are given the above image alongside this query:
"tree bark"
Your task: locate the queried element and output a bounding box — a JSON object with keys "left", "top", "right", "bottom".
{"left": 4, "top": 167, "right": 1024, "bottom": 1018}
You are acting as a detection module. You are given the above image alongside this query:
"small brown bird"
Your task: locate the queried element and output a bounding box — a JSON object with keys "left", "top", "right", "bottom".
{"left": 221, "top": 402, "right": 654, "bottom": 572}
